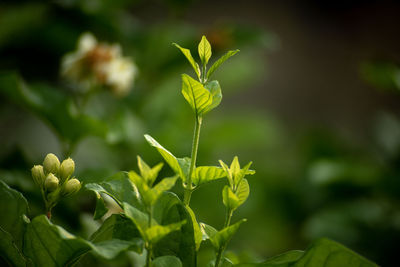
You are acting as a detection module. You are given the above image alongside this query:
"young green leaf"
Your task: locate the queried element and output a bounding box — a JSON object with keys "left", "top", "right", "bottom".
{"left": 207, "top": 50, "right": 239, "bottom": 80}
{"left": 193, "top": 166, "right": 226, "bottom": 186}
{"left": 181, "top": 74, "right": 213, "bottom": 116}
{"left": 236, "top": 179, "right": 250, "bottom": 208}
{"left": 207, "top": 219, "right": 246, "bottom": 250}
{"left": 222, "top": 185, "right": 240, "bottom": 210}
{"left": 198, "top": 35, "right": 212, "bottom": 65}
{"left": 203, "top": 80, "right": 222, "bottom": 114}
{"left": 93, "top": 191, "right": 108, "bottom": 220}
{"left": 145, "top": 220, "right": 186, "bottom": 244}
{"left": 153, "top": 255, "right": 183, "bottom": 267}
{"left": 144, "top": 134, "right": 188, "bottom": 182}
{"left": 173, "top": 43, "right": 201, "bottom": 80}
{"left": 200, "top": 222, "right": 218, "bottom": 241}
{"left": 137, "top": 156, "right": 164, "bottom": 186}
{"left": 150, "top": 176, "right": 179, "bottom": 205}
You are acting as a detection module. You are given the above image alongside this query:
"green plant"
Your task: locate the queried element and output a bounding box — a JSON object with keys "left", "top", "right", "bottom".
{"left": 0, "top": 36, "right": 380, "bottom": 267}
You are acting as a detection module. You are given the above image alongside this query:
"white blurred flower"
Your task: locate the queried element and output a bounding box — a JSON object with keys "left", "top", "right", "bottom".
{"left": 61, "top": 32, "right": 137, "bottom": 96}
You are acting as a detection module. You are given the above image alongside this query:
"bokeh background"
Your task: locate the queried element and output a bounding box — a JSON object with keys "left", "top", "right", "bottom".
{"left": 1, "top": 0, "right": 400, "bottom": 266}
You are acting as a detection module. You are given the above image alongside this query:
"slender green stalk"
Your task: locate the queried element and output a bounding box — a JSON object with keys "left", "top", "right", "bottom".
{"left": 215, "top": 209, "right": 234, "bottom": 267}
{"left": 146, "top": 206, "right": 153, "bottom": 267}
{"left": 183, "top": 115, "right": 202, "bottom": 206}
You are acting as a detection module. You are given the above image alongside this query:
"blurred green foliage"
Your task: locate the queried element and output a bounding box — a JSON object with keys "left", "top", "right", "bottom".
{"left": 0, "top": 0, "right": 398, "bottom": 266}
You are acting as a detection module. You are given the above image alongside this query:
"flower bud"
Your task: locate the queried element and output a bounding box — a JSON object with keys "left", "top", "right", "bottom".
{"left": 44, "top": 173, "right": 59, "bottom": 192}
{"left": 31, "top": 165, "right": 45, "bottom": 187}
{"left": 63, "top": 178, "right": 81, "bottom": 196}
{"left": 43, "top": 153, "right": 60, "bottom": 175}
{"left": 59, "top": 158, "right": 75, "bottom": 182}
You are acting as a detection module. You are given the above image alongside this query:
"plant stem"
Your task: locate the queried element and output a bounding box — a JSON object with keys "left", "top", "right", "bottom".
{"left": 184, "top": 115, "right": 202, "bottom": 206}
{"left": 215, "top": 209, "right": 234, "bottom": 267}
{"left": 146, "top": 206, "right": 153, "bottom": 267}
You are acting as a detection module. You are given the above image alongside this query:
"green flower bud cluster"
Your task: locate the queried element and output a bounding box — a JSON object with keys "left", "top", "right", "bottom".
{"left": 31, "top": 153, "right": 81, "bottom": 217}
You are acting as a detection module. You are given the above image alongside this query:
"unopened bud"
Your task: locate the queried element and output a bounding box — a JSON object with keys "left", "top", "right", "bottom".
{"left": 31, "top": 165, "right": 45, "bottom": 187}
{"left": 45, "top": 173, "right": 59, "bottom": 191}
{"left": 43, "top": 153, "right": 60, "bottom": 175}
{"left": 63, "top": 178, "right": 81, "bottom": 196}
{"left": 60, "top": 158, "right": 75, "bottom": 182}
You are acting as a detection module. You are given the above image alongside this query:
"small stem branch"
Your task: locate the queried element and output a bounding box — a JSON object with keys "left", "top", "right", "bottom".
{"left": 145, "top": 205, "right": 153, "bottom": 267}
{"left": 215, "top": 208, "right": 233, "bottom": 267}
{"left": 184, "top": 115, "right": 202, "bottom": 206}
{"left": 145, "top": 244, "right": 152, "bottom": 267}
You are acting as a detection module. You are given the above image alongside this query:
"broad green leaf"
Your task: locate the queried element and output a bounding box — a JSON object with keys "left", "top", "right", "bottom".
{"left": 128, "top": 170, "right": 154, "bottom": 207}
{"left": 193, "top": 166, "right": 226, "bottom": 186}
{"left": 153, "top": 192, "right": 197, "bottom": 266}
{"left": 89, "top": 214, "right": 143, "bottom": 253}
{"left": 0, "top": 180, "right": 29, "bottom": 251}
{"left": 181, "top": 74, "right": 213, "bottom": 115}
{"left": 24, "top": 215, "right": 136, "bottom": 266}
{"left": 209, "top": 219, "right": 246, "bottom": 250}
{"left": 0, "top": 181, "right": 30, "bottom": 266}
{"left": 203, "top": 80, "right": 222, "bottom": 114}
{"left": 236, "top": 179, "right": 250, "bottom": 208}
{"left": 145, "top": 134, "right": 188, "bottom": 182}
{"left": 145, "top": 220, "right": 186, "bottom": 244}
{"left": 123, "top": 202, "right": 154, "bottom": 239}
{"left": 153, "top": 255, "right": 183, "bottom": 267}
{"left": 234, "top": 238, "right": 377, "bottom": 267}
{"left": 0, "top": 72, "right": 106, "bottom": 143}
{"left": 0, "top": 227, "right": 28, "bottom": 267}
{"left": 85, "top": 172, "right": 143, "bottom": 216}
{"left": 198, "top": 35, "right": 212, "bottom": 65}
{"left": 173, "top": 43, "right": 201, "bottom": 79}
{"left": 137, "top": 156, "right": 164, "bottom": 186}
{"left": 208, "top": 258, "right": 234, "bottom": 267}
{"left": 222, "top": 185, "right": 240, "bottom": 210}
{"left": 186, "top": 206, "right": 203, "bottom": 250}
{"left": 207, "top": 50, "right": 239, "bottom": 79}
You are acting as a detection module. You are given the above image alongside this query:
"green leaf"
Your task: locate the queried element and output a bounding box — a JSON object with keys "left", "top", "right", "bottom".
{"left": 203, "top": 80, "right": 222, "bottom": 114}
{"left": 193, "top": 166, "right": 226, "bottom": 186}
{"left": 198, "top": 35, "right": 212, "bottom": 65}
{"left": 186, "top": 206, "right": 203, "bottom": 250}
{"left": 234, "top": 238, "right": 378, "bottom": 267}
{"left": 200, "top": 222, "right": 218, "bottom": 241}
{"left": 153, "top": 192, "right": 197, "bottom": 266}
{"left": 137, "top": 156, "right": 164, "bottom": 186}
{"left": 89, "top": 214, "right": 143, "bottom": 253}
{"left": 93, "top": 191, "right": 108, "bottom": 220}
{"left": 181, "top": 74, "right": 213, "bottom": 116}
{"left": 0, "top": 72, "right": 106, "bottom": 143}
{"left": 153, "top": 255, "right": 183, "bottom": 267}
{"left": 85, "top": 171, "right": 143, "bottom": 216}
{"left": 236, "top": 179, "right": 250, "bottom": 208}
{"left": 173, "top": 43, "right": 201, "bottom": 80}
{"left": 207, "top": 50, "right": 239, "bottom": 79}
{"left": 207, "top": 219, "right": 246, "bottom": 250}
{"left": 123, "top": 202, "right": 153, "bottom": 239}
{"left": 0, "top": 180, "right": 30, "bottom": 267}
{"left": 145, "top": 134, "right": 188, "bottom": 182}
{"left": 150, "top": 176, "right": 179, "bottom": 204}
{"left": 145, "top": 220, "right": 186, "bottom": 244}
{"left": 222, "top": 185, "right": 240, "bottom": 210}
{"left": 24, "top": 215, "right": 136, "bottom": 266}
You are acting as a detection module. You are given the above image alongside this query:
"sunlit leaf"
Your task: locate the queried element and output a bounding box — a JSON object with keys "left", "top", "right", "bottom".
{"left": 222, "top": 185, "right": 240, "bottom": 210}
{"left": 193, "top": 166, "right": 226, "bottom": 186}
{"left": 203, "top": 219, "right": 246, "bottom": 250}
{"left": 181, "top": 74, "right": 212, "bottom": 116}
{"left": 145, "top": 220, "right": 186, "bottom": 244}
{"left": 236, "top": 179, "right": 250, "bottom": 208}
{"left": 203, "top": 80, "right": 222, "bottom": 114}
{"left": 207, "top": 50, "right": 239, "bottom": 79}
{"left": 198, "top": 35, "right": 212, "bottom": 65}
{"left": 173, "top": 43, "right": 201, "bottom": 80}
